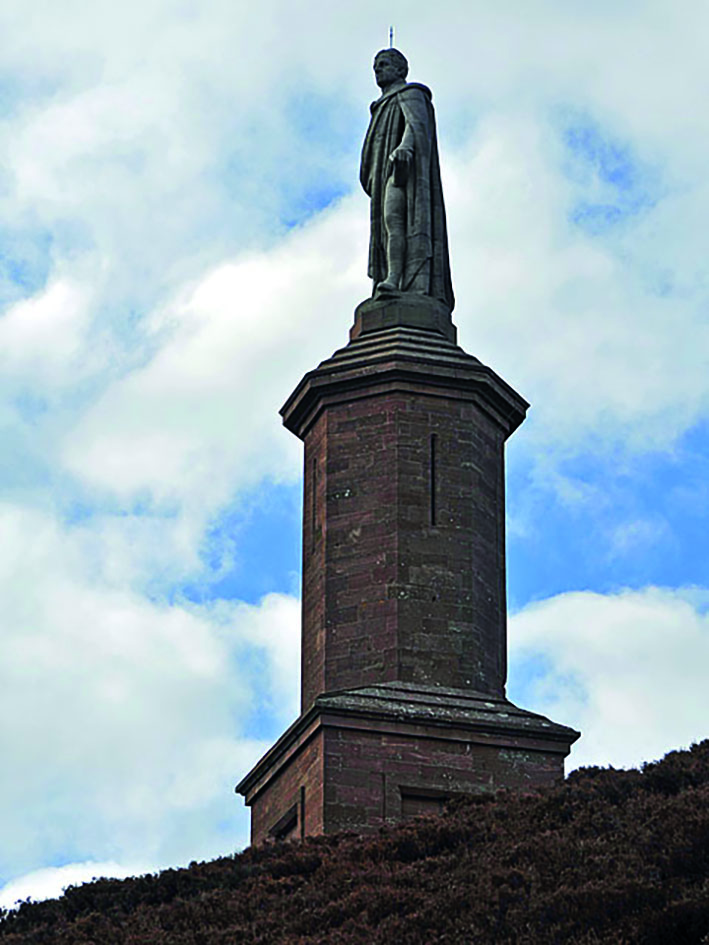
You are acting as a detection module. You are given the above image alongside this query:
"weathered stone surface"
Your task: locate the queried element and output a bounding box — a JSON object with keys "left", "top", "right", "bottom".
{"left": 283, "top": 323, "right": 527, "bottom": 712}
{"left": 236, "top": 299, "right": 580, "bottom": 846}
{"left": 247, "top": 723, "right": 324, "bottom": 843}
{"left": 351, "top": 294, "right": 456, "bottom": 343}
{"left": 237, "top": 683, "right": 579, "bottom": 840}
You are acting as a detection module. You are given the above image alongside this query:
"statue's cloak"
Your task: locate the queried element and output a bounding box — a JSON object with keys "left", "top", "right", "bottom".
{"left": 360, "top": 82, "right": 454, "bottom": 311}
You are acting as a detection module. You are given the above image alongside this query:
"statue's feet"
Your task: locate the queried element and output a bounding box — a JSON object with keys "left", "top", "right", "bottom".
{"left": 375, "top": 280, "right": 400, "bottom": 296}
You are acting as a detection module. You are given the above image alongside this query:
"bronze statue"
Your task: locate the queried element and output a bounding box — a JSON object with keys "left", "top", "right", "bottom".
{"left": 360, "top": 48, "right": 454, "bottom": 312}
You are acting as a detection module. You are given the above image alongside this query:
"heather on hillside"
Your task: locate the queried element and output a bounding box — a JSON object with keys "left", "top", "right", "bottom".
{"left": 2, "top": 741, "right": 709, "bottom": 944}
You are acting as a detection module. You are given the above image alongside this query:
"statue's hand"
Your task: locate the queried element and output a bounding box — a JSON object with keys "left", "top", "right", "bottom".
{"left": 389, "top": 146, "right": 413, "bottom": 187}
{"left": 390, "top": 145, "right": 413, "bottom": 165}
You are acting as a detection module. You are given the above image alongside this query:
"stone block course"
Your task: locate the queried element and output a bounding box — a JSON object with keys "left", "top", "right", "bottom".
{"left": 237, "top": 313, "right": 579, "bottom": 845}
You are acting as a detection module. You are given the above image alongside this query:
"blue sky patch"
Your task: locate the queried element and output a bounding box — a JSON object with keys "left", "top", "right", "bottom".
{"left": 181, "top": 481, "right": 302, "bottom": 606}
{"left": 0, "top": 71, "right": 59, "bottom": 119}
{"left": 508, "top": 652, "right": 561, "bottom": 709}
{"left": 507, "top": 420, "right": 709, "bottom": 608}
{"left": 221, "top": 87, "right": 359, "bottom": 232}
{"left": 278, "top": 88, "right": 359, "bottom": 226}
{"left": 0, "top": 228, "right": 53, "bottom": 306}
{"left": 558, "top": 111, "right": 660, "bottom": 234}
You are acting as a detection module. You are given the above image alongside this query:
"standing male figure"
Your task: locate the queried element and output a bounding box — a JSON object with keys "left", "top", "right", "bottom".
{"left": 360, "top": 48, "right": 454, "bottom": 311}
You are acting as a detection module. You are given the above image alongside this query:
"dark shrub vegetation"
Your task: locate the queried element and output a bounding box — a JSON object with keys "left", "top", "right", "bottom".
{"left": 2, "top": 740, "right": 709, "bottom": 943}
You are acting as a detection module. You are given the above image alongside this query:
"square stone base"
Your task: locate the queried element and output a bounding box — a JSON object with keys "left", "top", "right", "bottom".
{"left": 236, "top": 683, "right": 579, "bottom": 844}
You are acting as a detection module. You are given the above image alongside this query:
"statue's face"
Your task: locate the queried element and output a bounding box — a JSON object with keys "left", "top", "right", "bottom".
{"left": 374, "top": 54, "right": 400, "bottom": 89}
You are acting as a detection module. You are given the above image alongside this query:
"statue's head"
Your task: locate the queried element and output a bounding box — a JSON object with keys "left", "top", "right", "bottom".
{"left": 373, "top": 48, "right": 409, "bottom": 88}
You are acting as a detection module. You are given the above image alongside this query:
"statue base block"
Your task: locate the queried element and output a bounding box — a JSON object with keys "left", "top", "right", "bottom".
{"left": 237, "top": 683, "right": 579, "bottom": 843}
{"left": 352, "top": 294, "right": 456, "bottom": 344}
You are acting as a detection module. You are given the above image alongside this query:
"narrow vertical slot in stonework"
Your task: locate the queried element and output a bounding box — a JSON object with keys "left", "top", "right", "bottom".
{"left": 299, "top": 785, "right": 306, "bottom": 839}
{"left": 311, "top": 457, "right": 317, "bottom": 552}
{"left": 430, "top": 434, "right": 437, "bottom": 526}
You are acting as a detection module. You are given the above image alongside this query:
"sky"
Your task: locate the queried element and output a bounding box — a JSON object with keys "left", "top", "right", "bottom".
{"left": 1, "top": 0, "right": 708, "bottom": 910}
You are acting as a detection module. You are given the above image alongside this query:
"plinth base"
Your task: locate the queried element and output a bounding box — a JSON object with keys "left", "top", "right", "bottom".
{"left": 236, "top": 683, "right": 579, "bottom": 844}
{"left": 352, "top": 294, "right": 456, "bottom": 344}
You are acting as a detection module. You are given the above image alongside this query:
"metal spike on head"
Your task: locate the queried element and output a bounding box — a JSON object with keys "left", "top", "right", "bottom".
{"left": 389, "top": 25, "right": 394, "bottom": 47}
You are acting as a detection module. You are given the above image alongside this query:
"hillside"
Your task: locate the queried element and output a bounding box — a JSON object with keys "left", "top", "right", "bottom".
{"left": 2, "top": 741, "right": 709, "bottom": 944}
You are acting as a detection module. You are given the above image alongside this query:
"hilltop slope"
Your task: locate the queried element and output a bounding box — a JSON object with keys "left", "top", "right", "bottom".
{"left": 2, "top": 741, "right": 709, "bottom": 944}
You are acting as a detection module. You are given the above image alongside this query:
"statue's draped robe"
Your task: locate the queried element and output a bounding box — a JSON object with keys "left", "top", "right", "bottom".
{"left": 360, "top": 82, "right": 454, "bottom": 312}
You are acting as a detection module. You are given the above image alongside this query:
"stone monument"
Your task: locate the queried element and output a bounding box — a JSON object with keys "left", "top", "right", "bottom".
{"left": 361, "top": 47, "right": 453, "bottom": 308}
{"left": 236, "top": 51, "right": 579, "bottom": 843}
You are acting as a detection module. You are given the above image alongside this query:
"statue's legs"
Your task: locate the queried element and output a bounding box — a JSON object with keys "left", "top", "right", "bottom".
{"left": 381, "top": 177, "right": 406, "bottom": 290}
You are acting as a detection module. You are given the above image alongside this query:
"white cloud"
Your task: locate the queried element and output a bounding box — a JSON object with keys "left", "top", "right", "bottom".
{"left": 0, "top": 861, "right": 147, "bottom": 911}
{"left": 446, "top": 114, "right": 709, "bottom": 455}
{"left": 0, "top": 501, "right": 299, "bottom": 884}
{"left": 41, "top": 117, "right": 706, "bottom": 528}
{"left": 0, "top": 280, "right": 95, "bottom": 386}
{"left": 509, "top": 586, "right": 709, "bottom": 771}
{"left": 61, "top": 197, "right": 367, "bottom": 514}
{"left": 231, "top": 593, "right": 301, "bottom": 721}
{"left": 0, "top": 0, "right": 706, "bottom": 492}
{"left": 31, "top": 107, "right": 697, "bottom": 530}
{"left": 0, "top": 0, "right": 708, "bottom": 915}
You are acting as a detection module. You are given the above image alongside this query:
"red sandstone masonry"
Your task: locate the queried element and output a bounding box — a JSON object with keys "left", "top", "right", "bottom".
{"left": 236, "top": 314, "right": 579, "bottom": 844}
{"left": 244, "top": 708, "right": 568, "bottom": 842}
{"left": 300, "top": 388, "right": 508, "bottom": 706}
{"left": 323, "top": 726, "right": 563, "bottom": 834}
{"left": 301, "top": 415, "right": 327, "bottom": 712}
{"left": 250, "top": 733, "right": 324, "bottom": 843}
